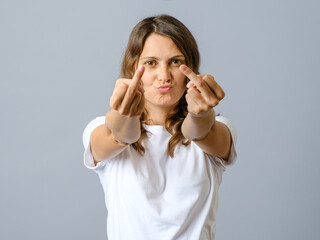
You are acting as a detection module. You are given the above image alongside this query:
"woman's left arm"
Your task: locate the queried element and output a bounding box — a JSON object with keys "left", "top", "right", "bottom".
{"left": 180, "top": 65, "right": 232, "bottom": 161}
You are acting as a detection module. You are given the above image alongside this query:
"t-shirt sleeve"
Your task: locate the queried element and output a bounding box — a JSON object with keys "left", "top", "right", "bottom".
{"left": 214, "top": 115, "right": 238, "bottom": 167}
{"left": 82, "top": 116, "right": 107, "bottom": 171}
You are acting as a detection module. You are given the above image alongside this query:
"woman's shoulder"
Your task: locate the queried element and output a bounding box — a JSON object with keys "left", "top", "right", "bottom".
{"left": 82, "top": 116, "right": 106, "bottom": 149}
{"left": 215, "top": 115, "right": 237, "bottom": 146}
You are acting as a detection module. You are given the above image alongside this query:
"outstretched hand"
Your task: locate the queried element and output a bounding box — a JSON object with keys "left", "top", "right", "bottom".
{"left": 179, "top": 65, "right": 225, "bottom": 116}
{"left": 110, "top": 66, "right": 145, "bottom": 117}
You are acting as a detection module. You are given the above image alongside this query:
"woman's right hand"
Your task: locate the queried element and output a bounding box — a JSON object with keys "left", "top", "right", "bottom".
{"left": 109, "top": 66, "right": 145, "bottom": 117}
{"left": 90, "top": 66, "right": 146, "bottom": 164}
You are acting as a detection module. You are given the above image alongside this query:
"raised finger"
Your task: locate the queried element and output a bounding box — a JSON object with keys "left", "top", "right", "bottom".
{"left": 180, "top": 65, "right": 211, "bottom": 96}
{"left": 130, "top": 65, "right": 145, "bottom": 89}
{"left": 120, "top": 66, "right": 145, "bottom": 112}
{"left": 127, "top": 91, "right": 142, "bottom": 117}
{"left": 135, "top": 93, "right": 145, "bottom": 116}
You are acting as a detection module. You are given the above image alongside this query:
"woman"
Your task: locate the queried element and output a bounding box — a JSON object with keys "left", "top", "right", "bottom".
{"left": 83, "top": 14, "right": 237, "bottom": 240}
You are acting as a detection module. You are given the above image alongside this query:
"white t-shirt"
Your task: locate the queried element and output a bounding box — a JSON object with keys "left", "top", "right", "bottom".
{"left": 83, "top": 116, "right": 237, "bottom": 240}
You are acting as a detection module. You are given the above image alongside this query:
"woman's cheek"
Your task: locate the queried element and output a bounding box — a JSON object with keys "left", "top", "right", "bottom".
{"left": 173, "top": 72, "right": 187, "bottom": 88}
{"left": 141, "top": 71, "right": 154, "bottom": 85}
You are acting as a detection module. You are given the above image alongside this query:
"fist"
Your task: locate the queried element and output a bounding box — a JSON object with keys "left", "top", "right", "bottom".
{"left": 110, "top": 66, "right": 145, "bottom": 117}
{"left": 179, "top": 65, "right": 225, "bottom": 115}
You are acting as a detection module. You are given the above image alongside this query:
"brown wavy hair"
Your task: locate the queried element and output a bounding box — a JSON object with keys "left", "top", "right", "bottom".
{"left": 120, "top": 14, "right": 200, "bottom": 157}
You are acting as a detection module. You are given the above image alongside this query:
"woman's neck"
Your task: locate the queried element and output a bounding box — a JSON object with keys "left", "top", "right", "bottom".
{"left": 143, "top": 104, "right": 176, "bottom": 126}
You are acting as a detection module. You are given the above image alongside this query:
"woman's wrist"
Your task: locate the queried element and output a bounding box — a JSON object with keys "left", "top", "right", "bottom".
{"left": 189, "top": 108, "right": 216, "bottom": 119}
{"left": 182, "top": 108, "right": 216, "bottom": 140}
{"left": 106, "top": 109, "right": 141, "bottom": 144}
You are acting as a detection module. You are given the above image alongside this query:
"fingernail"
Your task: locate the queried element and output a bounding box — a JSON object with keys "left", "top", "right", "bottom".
{"left": 138, "top": 65, "right": 144, "bottom": 72}
{"left": 187, "top": 81, "right": 192, "bottom": 88}
{"left": 180, "top": 65, "right": 187, "bottom": 72}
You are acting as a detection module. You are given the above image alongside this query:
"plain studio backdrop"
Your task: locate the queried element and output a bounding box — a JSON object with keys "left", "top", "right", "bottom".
{"left": 1, "top": 0, "right": 319, "bottom": 239}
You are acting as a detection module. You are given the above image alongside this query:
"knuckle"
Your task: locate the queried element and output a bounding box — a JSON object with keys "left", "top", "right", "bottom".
{"left": 207, "top": 95, "right": 218, "bottom": 105}
{"left": 198, "top": 80, "right": 206, "bottom": 89}
{"left": 205, "top": 96, "right": 217, "bottom": 107}
{"left": 120, "top": 82, "right": 128, "bottom": 89}
{"left": 116, "top": 79, "right": 127, "bottom": 87}
{"left": 208, "top": 74, "right": 214, "bottom": 81}
{"left": 109, "top": 100, "right": 116, "bottom": 109}
{"left": 118, "top": 107, "right": 124, "bottom": 115}
{"left": 210, "top": 99, "right": 219, "bottom": 107}
{"left": 204, "top": 105, "right": 211, "bottom": 112}
{"left": 118, "top": 108, "right": 127, "bottom": 115}
{"left": 118, "top": 104, "right": 129, "bottom": 115}
{"left": 188, "top": 87, "right": 197, "bottom": 95}
{"left": 194, "top": 107, "right": 202, "bottom": 115}
{"left": 189, "top": 105, "right": 201, "bottom": 115}
{"left": 218, "top": 90, "right": 225, "bottom": 99}
{"left": 115, "top": 79, "right": 123, "bottom": 86}
{"left": 185, "top": 93, "right": 193, "bottom": 103}
{"left": 109, "top": 97, "right": 118, "bottom": 109}
{"left": 202, "top": 74, "right": 213, "bottom": 82}
{"left": 201, "top": 74, "right": 208, "bottom": 80}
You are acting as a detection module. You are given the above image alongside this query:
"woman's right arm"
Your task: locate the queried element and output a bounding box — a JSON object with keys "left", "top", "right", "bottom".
{"left": 90, "top": 66, "right": 145, "bottom": 165}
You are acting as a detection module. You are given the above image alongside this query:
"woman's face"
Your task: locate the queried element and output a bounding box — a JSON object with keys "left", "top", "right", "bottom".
{"left": 137, "top": 33, "right": 187, "bottom": 111}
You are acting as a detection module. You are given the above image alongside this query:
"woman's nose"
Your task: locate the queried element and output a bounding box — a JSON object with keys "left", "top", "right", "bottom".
{"left": 157, "top": 66, "right": 171, "bottom": 83}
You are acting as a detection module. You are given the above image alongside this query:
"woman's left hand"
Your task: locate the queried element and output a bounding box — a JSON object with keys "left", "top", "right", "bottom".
{"left": 179, "top": 65, "right": 225, "bottom": 115}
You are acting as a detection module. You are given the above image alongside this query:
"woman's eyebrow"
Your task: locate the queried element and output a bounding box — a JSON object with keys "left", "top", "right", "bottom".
{"left": 140, "top": 55, "right": 185, "bottom": 60}
{"left": 169, "top": 55, "right": 185, "bottom": 59}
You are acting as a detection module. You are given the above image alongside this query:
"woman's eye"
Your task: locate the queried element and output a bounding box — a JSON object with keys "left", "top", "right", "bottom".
{"left": 145, "top": 61, "right": 155, "bottom": 66}
{"left": 172, "top": 59, "right": 181, "bottom": 64}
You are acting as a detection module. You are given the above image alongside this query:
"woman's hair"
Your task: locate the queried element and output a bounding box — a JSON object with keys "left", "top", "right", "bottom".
{"left": 121, "top": 14, "right": 200, "bottom": 157}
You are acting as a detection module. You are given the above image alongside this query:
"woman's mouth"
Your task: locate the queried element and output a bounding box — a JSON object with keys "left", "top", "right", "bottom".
{"left": 158, "top": 85, "right": 172, "bottom": 93}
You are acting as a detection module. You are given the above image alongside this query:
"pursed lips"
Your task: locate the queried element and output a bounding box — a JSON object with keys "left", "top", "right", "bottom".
{"left": 157, "top": 84, "right": 172, "bottom": 93}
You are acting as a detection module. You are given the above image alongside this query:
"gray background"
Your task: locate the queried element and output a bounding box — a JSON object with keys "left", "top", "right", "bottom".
{"left": 1, "top": 0, "right": 319, "bottom": 239}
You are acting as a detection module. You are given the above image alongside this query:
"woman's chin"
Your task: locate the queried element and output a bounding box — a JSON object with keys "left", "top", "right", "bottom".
{"left": 148, "top": 99, "right": 180, "bottom": 110}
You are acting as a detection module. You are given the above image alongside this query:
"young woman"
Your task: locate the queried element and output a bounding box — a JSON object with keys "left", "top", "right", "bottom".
{"left": 83, "top": 14, "right": 237, "bottom": 240}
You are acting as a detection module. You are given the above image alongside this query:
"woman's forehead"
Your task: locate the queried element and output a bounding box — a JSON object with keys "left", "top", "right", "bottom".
{"left": 139, "top": 33, "right": 183, "bottom": 59}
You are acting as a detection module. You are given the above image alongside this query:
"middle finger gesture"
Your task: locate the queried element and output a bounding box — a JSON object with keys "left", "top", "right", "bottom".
{"left": 179, "top": 65, "right": 225, "bottom": 115}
